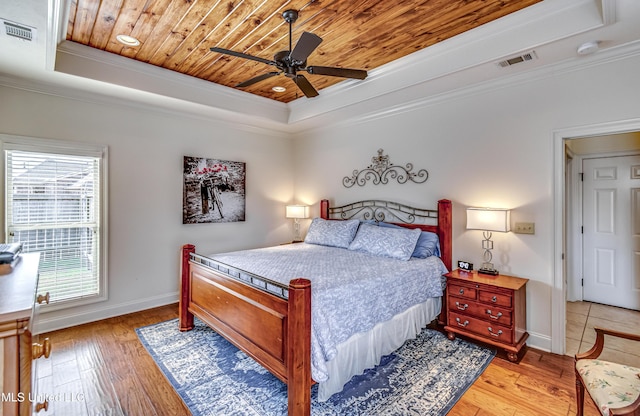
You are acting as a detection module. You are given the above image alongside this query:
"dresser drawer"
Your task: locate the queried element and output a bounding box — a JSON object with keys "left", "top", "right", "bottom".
{"left": 478, "top": 290, "right": 512, "bottom": 308}
{"left": 447, "top": 296, "right": 512, "bottom": 326}
{"left": 448, "top": 283, "right": 477, "bottom": 300}
{"left": 449, "top": 311, "right": 513, "bottom": 343}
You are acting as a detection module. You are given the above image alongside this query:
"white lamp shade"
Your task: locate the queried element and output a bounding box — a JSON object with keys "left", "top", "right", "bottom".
{"left": 286, "top": 205, "right": 309, "bottom": 219}
{"left": 466, "top": 207, "right": 511, "bottom": 232}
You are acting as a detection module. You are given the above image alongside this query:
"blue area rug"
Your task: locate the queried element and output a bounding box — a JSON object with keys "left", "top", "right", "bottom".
{"left": 136, "top": 318, "right": 495, "bottom": 415}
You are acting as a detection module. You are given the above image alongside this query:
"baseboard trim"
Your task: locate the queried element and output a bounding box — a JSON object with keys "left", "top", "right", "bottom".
{"left": 33, "top": 292, "right": 179, "bottom": 334}
{"left": 526, "top": 330, "right": 552, "bottom": 353}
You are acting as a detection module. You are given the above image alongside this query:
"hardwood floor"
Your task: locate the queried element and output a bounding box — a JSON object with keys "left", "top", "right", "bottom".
{"left": 35, "top": 304, "right": 602, "bottom": 416}
{"left": 35, "top": 305, "right": 188, "bottom": 416}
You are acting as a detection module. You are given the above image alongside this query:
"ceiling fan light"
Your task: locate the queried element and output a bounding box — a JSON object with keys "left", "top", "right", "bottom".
{"left": 209, "top": 9, "right": 365, "bottom": 99}
{"left": 116, "top": 34, "right": 140, "bottom": 47}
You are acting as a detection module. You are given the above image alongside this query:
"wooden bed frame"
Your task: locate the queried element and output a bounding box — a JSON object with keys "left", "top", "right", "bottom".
{"left": 179, "top": 199, "right": 452, "bottom": 416}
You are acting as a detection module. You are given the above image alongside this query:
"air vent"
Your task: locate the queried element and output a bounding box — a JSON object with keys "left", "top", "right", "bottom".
{"left": 1, "top": 19, "right": 36, "bottom": 41}
{"left": 497, "top": 51, "right": 537, "bottom": 68}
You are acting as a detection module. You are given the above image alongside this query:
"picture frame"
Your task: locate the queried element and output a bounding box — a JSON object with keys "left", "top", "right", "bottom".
{"left": 183, "top": 156, "right": 246, "bottom": 224}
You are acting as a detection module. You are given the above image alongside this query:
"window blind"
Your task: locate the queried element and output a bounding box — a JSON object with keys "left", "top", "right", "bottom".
{"left": 6, "top": 150, "right": 101, "bottom": 303}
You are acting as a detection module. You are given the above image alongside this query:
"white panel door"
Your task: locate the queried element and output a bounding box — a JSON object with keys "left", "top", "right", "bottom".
{"left": 583, "top": 155, "right": 640, "bottom": 310}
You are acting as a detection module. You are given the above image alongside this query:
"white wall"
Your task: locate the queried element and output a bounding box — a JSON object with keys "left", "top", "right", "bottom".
{"left": 292, "top": 52, "right": 640, "bottom": 352}
{"left": 0, "top": 86, "right": 295, "bottom": 332}
{"left": 2, "top": 50, "right": 639, "bottom": 351}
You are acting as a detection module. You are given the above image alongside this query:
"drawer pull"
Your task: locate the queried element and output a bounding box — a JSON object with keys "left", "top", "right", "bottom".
{"left": 455, "top": 302, "right": 468, "bottom": 311}
{"left": 35, "top": 400, "right": 49, "bottom": 412}
{"left": 491, "top": 296, "right": 497, "bottom": 303}
{"left": 32, "top": 338, "right": 51, "bottom": 359}
{"left": 455, "top": 317, "right": 470, "bottom": 327}
{"left": 459, "top": 288, "right": 465, "bottom": 295}
{"left": 37, "top": 292, "right": 50, "bottom": 305}
{"left": 486, "top": 309, "right": 503, "bottom": 320}
{"left": 487, "top": 327, "right": 503, "bottom": 337}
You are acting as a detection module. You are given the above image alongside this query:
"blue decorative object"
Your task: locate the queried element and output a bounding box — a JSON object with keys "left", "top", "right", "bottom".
{"left": 136, "top": 318, "right": 495, "bottom": 416}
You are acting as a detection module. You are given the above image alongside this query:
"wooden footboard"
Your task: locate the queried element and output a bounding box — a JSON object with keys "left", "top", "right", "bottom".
{"left": 179, "top": 244, "right": 311, "bottom": 416}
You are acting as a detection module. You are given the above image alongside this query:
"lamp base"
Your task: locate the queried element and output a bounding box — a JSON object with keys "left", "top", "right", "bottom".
{"left": 478, "top": 267, "right": 499, "bottom": 276}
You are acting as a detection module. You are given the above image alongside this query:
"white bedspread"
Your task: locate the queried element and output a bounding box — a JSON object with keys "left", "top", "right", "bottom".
{"left": 208, "top": 243, "right": 448, "bottom": 384}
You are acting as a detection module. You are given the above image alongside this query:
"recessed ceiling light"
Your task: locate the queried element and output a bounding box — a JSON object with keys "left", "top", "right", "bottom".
{"left": 116, "top": 34, "right": 140, "bottom": 47}
{"left": 272, "top": 86, "right": 286, "bottom": 92}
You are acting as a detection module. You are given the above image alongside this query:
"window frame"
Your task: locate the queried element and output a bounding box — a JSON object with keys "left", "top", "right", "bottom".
{"left": 1, "top": 134, "right": 109, "bottom": 311}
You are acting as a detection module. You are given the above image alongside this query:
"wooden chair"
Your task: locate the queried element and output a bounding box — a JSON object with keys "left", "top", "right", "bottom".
{"left": 575, "top": 327, "right": 640, "bottom": 416}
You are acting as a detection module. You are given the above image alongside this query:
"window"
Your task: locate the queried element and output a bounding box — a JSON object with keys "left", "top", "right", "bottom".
{"left": 3, "top": 137, "right": 107, "bottom": 307}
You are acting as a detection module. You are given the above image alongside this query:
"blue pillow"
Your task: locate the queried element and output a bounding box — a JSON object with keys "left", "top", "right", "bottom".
{"left": 378, "top": 222, "right": 441, "bottom": 258}
{"left": 348, "top": 223, "right": 421, "bottom": 261}
{"left": 304, "top": 218, "right": 360, "bottom": 249}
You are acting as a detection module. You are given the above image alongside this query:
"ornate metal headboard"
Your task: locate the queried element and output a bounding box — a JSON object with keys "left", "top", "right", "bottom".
{"left": 319, "top": 198, "right": 453, "bottom": 272}
{"left": 324, "top": 200, "right": 438, "bottom": 225}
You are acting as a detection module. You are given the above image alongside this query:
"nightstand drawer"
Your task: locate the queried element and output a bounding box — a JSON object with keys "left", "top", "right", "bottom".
{"left": 447, "top": 296, "right": 512, "bottom": 326}
{"left": 449, "top": 283, "right": 477, "bottom": 300}
{"left": 478, "top": 290, "right": 512, "bottom": 308}
{"left": 449, "top": 311, "right": 513, "bottom": 343}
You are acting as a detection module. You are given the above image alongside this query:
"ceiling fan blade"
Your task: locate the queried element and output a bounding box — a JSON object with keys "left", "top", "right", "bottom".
{"left": 210, "top": 47, "right": 276, "bottom": 66}
{"left": 306, "top": 66, "right": 368, "bottom": 80}
{"left": 236, "top": 71, "right": 280, "bottom": 88}
{"left": 289, "top": 32, "right": 323, "bottom": 64}
{"left": 292, "top": 74, "right": 319, "bottom": 98}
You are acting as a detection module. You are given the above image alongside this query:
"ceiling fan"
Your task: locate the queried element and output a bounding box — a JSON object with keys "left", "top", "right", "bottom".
{"left": 210, "top": 9, "right": 368, "bottom": 98}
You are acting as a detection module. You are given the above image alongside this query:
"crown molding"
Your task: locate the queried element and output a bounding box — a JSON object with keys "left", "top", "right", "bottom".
{"left": 599, "top": 0, "right": 617, "bottom": 25}
{"left": 55, "top": 41, "right": 291, "bottom": 128}
{"left": 5, "top": 37, "right": 637, "bottom": 138}
{"left": 287, "top": 0, "right": 607, "bottom": 125}
{"left": 0, "top": 70, "right": 293, "bottom": 136}
{"left": 288, "top": 39, "right": 640, "bottom": 136}
{"left": 3, "top": 0, "right": 636, "bottom": 137}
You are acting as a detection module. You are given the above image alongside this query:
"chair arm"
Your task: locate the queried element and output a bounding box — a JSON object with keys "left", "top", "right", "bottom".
{"left": 610, "top": 392, "right": 640, "bottom": 415}
{"left": 575, "top": 327, "right": 640, "bottom": 361}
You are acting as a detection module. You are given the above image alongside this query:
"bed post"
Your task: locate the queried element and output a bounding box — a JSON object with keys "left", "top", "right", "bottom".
{"left": 179, "top": 244, "right": 195, "bottom": 331}
{"left": 287, "top": 278, "right": 312, "bottom": 416}
{"left": 437, "top": 199, "right": 452, "bottom": 271}
{"left": 437, "top": 199, "right": 452, "bottom": 327}
{"left": 320, "top": 199, "right": 329, "bottom": 219}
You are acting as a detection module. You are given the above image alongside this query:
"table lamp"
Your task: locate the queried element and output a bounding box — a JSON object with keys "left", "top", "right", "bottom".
{"left": 466, "top": 207, "right": 510, "bottom": 275}
{"left": 286, "top": 205, "right": 309, "bottom": 242}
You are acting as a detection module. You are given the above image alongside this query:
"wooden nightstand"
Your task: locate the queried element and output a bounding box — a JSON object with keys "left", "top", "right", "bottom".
{"left": 444, "top": 269, "right": 528, "bottom": 362}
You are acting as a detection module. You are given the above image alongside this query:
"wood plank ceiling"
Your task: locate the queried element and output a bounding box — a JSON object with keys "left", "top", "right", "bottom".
{"left": 66, "top": 0, "right": 541, "bottom": 103}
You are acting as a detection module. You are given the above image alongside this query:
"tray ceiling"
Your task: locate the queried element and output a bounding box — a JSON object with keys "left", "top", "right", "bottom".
{"left": 65, "top": 0, "right": 541, "bottom": 103}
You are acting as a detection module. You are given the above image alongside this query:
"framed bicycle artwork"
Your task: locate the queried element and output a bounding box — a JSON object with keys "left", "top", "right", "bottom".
{"left": 183, "top": 156, "right": 246, "bottom": 224}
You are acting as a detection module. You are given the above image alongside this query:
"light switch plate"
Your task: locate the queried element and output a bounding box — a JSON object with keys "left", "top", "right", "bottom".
{"left": 514, "top": 222, "right": 535, "bottom": 234}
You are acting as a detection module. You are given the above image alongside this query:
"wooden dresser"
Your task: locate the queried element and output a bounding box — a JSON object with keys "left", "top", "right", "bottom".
{"left": 444, "top": 269, "right": 528, "bottom": 362}
{"left": 1, "top": 253, "right": 50, "bottom": 415}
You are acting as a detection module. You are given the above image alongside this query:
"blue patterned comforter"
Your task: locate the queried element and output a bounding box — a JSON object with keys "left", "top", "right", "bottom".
{"left": 208, "top": 243, "right": 448, "bottom": 383}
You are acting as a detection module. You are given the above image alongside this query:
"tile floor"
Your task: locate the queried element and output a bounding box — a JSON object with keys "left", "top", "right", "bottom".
{"left": 566, "top": 300, "right": 640, "bottom": 368}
